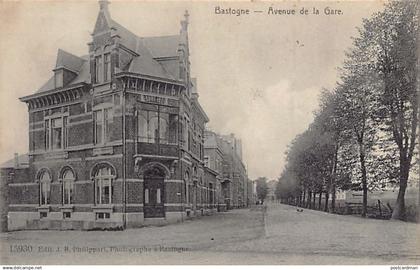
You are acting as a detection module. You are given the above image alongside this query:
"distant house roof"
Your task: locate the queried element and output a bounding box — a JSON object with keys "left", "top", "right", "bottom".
{"left": 204, "top": 131, "right": 218, "bottom": 148}
{"left": 0, "top": 154, "right": 29, "bottom": 169}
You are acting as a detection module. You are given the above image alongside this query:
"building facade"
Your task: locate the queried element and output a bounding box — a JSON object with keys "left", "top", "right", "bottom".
{"left": 204, "top": 130, "right": 252, "bottom": 209}
{"left": 5, "top": 2, "right": 217, "bottom": 230}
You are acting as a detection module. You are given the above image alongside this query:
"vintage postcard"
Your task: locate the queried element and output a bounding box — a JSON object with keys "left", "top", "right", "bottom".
{"left": 0, "top": 0, "right": 419, "bottom": 266}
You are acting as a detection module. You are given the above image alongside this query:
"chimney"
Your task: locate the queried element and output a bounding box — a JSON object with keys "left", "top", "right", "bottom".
{"left": 99, "top": 0, "right": 110, "bottom": 11}
{"left": 14, "top": 153, "right": 19, "bottom": 168}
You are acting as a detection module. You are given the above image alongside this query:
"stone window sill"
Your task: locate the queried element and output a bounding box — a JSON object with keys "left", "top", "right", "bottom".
{"left": 37, "top": 205, "right": 50, "bottom": 212}
{"left": 92, "top": 205, "right": 114, "bottom": 213}
{"left": 59, "top": 205, "right": 74, "bottom": 212}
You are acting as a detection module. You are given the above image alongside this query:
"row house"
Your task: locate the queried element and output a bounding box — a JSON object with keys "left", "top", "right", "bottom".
{"left": 204, "top": 131, "right": 252, "bottom": 210}
{"left": 4, "top": 1, "right": 217, "bottom": 230}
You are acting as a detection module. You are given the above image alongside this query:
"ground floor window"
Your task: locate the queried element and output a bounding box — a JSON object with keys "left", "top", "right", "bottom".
{"left": 61, "top": 167, "right": 75, "bottom": 205}
{"left": 38, "top": 170, "right": 51, "bottom": 205}
{"left": 184, "top": 172, "right": 190, "bottom": 204}
{"left": 93, "top": 164, "right": 115, "bottom": 205}
{"left": 209, "top": 183, "right": 214, "bottom": 205}
{"left": 96, "top": 212, "right": 110, "bottom": 220}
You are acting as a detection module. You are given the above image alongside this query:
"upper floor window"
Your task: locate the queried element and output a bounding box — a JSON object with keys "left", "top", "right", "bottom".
{"left": 38, "top": 170, "right": 51, "bottom": 205}
{"left": 45, "top": 116, "right": 68, "bottom": 151}
{"left": 181, "top": 116, "right": 189, "bottom": 149}
{"left": 95, "top": 56, "right": 103, "bottom": 84}
{"left": 94, "top": 47, "right": 112, "bottom": 84}
{"left": 137, "top": 110, "right": 178, "bottom": 144}
{"left": 61, "top": 167, "right": 75, "bottom": 205}
{"left": 93, "top": 108, "right": 113, "bottom": 145}
{"left": 104, "top": 53, "right": 111, "bottom": 82}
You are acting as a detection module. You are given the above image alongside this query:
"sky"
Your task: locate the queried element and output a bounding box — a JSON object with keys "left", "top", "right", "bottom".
{"left": 0, "top": 0, "right": 386, "bottom": 180}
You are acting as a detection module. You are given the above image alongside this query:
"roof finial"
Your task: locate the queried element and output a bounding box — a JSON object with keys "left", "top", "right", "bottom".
{"left": 99, "top": 0, "right": 110, "bottom": 11}
{"left": 181, "top": 10, "right": 189, "bottom": 31}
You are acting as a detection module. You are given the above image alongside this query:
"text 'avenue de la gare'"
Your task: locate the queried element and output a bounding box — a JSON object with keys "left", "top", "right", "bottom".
{"left": 214, "top": 6, "right": 343, "bottom": 16}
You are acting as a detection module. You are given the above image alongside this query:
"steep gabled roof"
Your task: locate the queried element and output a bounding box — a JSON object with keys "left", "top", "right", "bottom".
{"left": 36, "top": 53, "right": 88, "bottom": 94}
{"left": 108, "top": 19, "right": 180, "bottom": 79}
{"left": 55, "top": 49, "right": 85, "bottom": 72}
{"left": 110, "top": 19, "right": 139, "bottom": 52}
{"left": 70, "top": 56, "right": 91, "bottom": 84}
{"left": 128, "top": 54, "right": 174, "bottom": 80}
{"left": 142, "top": 35, "right": 180, "bottom": 58}
{"left": 30, "top": 3, "right": 184, "bottom": 98}
{"left": 36, "top": 76, "right": 55, "bottom": 94}
{"left": 104, "top": 17, "right": 180, "bottom": 80}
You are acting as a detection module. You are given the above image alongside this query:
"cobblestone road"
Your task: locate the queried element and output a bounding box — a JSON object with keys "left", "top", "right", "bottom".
{"left": 1, "top": 204, "right": 419, "bottom": 264}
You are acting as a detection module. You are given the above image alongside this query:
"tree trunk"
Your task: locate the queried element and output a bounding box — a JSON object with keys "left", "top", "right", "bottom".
{"left": 312, "top": 192, "right": 316, "bottom": 210}
{"left": 330, "top": 144, "right": 339, "bottom": 213}
{"left": 360, "top": 151, "right": 368, "bottom": 218}
{"left": 318, "top": 192, "right": 322, "bottom": 210}
{"left": 302, "top": 189, "right": 306, "bottom": 208}
{"left": 324, "top": 192, "right": 329, "bottom": 212}
{"left": 392, "top": 184, "right": 407, "bottom": 220}
{"left": 308, "top": 190, "right": 313, "bottom": 209}
{"left": 392, "top": 160, "right": 410, "bottom": 220}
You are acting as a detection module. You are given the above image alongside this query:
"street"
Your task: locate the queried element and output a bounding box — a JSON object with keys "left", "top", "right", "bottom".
{"left": 1, "top": 203, "right": 419, "bottom": 264}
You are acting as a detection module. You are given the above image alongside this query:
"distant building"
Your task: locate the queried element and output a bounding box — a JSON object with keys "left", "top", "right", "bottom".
{"left": 0, "top": 154, "right": 29, "bottom": 232}
{"left": 266, "top": 180, "right": 277, "bottom": 202}
{"left": 204, "top": 130, "right": 251, "bottom": 209}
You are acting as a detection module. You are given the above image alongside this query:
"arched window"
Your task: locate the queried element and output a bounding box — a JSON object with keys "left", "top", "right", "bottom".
{"left": 93, "top": 164, "right": 115, "bottom": 205}
{"left": 61, "top": 168, "right": 75, "bottom": 205}
{"left": 38, "top": 170, "right": 51, "bottom": 205}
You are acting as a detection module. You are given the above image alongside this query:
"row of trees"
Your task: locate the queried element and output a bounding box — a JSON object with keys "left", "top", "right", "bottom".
{"left": 276, "top": 1, "right": 419, "bottom": 220}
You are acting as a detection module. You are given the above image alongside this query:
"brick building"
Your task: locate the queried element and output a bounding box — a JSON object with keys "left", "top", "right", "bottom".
{"left": 5, "top": 1, "right": 218, "bottom": 230}
{"left": 204, "top": 130, "right": 251, "bottom": 209}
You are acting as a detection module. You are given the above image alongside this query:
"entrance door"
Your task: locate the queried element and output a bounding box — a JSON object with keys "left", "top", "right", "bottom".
{"left": 144, "top": 176, "right": 165, "bottom": 218}
{"left": 192, "top": 183, "right": 197, "bottom": 214}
